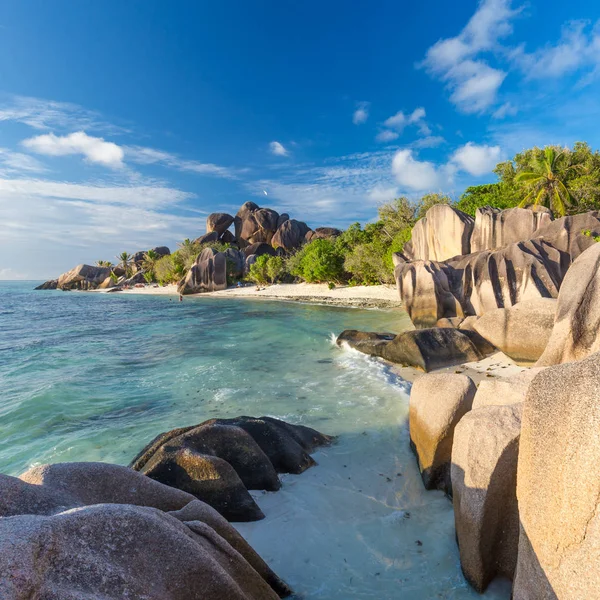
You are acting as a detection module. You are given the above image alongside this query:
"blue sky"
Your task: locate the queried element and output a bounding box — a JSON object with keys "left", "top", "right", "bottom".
{"left": 1, "top": 0, "right": 600, "bottom": 279}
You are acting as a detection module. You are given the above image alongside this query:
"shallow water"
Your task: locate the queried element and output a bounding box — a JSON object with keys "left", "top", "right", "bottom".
{"left": 0, "top": 281, "right": 510, "bottom": 599}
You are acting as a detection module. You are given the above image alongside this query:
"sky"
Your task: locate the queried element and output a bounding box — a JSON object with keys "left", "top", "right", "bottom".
{"left": 1, "top": 0, "right": 600, "bottom": 279}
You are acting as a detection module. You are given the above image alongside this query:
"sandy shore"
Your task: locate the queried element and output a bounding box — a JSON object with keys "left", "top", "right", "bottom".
{"left": 105, "top": 282, "right": 402, "bottom": 309}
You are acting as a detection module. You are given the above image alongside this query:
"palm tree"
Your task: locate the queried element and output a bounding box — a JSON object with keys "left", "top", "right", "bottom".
{"left": 515, "top": 147, "right": 575, "bottom": 216}
{"left": 141, "top": 249, "right": 160, "bottom": 282}
{"left": 95, "top": 260, "right": 113, "bottom": 268}
{"left": 116, "top": 252, "right": 132, "bottom": 277}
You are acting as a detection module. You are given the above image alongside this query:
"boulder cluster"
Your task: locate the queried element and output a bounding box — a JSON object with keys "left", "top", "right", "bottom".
{"left": 338, "top": 204, "right": 600, "bottom": 597}
{"left": 0, "top": 416, "right": 332, "bottom": 599}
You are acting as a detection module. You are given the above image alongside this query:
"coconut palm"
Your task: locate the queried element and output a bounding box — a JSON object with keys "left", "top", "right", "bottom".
{"left": 116, "top": 252, "right": 132, "bottom": 277}
{"left": 95, "top": 260, "right": 113, "bottom": 267}
{"left": 515, "top": 147, "right": 575, "bottom": 216}
{"left": 141, "top": 249, "right": 160, "bottom": 282}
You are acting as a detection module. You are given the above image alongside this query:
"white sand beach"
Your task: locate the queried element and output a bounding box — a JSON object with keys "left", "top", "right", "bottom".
{"left": 105, "top": 282, "right": 401, "bottom": 308}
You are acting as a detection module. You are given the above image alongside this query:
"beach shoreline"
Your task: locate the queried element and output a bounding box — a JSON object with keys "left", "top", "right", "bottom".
{"left": 96, "top": 282, "right": 402, "bottom": 309}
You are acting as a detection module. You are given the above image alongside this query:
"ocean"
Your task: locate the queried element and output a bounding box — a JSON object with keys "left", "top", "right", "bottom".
{"left": 0, "top": 281, "right": 509, "bottom": 599}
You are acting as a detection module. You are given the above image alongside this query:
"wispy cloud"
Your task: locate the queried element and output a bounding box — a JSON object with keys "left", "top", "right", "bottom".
{"left": 0, "top": 148, "right": 47, "bottom": 174}
{"left": 22, "top": 131, "right": 125, "bottom": 169}
{"left": 377, "top": 107, "right": 430, "bottom": 142}
{"left": 0, "top": 94, "right": 128, "bottom": 134}
{"left": 124, "top": 146, "right": 240, "bottom": 178}
{"left": 269, "top": 141, "right": 289, "bottom": 157}
{"left": 419, "top": 0, "right": 521, "bottom": 113}
{"left": 352, "top": 101, "right": 370, "bottom": 125}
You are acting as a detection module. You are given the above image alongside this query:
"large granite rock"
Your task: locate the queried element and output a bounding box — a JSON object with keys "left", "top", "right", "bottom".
{"left": 272, "top": 219, "right": 311, "bottom": 252}
{"left": 34, "top": 279, "right": 58, "bottom": 290}
{"left": 534, "top": 210, "right": 600, "bottom": 261}
{"left": 194, "top": 231, "right": 220, "bottom": 245}
{"left": 131, "top": 416, "right": 332, "bottom": 522}
{"left": 224, "top": 247, "right": 246, "bottom": 278}
{"left": 514, "top": 353, "right": 600, "bottom": 599}
{"left": 396, "top": 238, "right": 569, "bottom": 328}
{"left": 239, "top": 208, "right": 280, "bottom": 245}
{"left": 409, "top": 373, "right": 476, "bottom": 493}
{"left": 472, "top": 298, "right": 556, "bottom": 363}
{"left": 472, "top": 368, "right": 543, "bottom": 409}
{"left": 452, "top": 403, "right": 522, "bottom": 592}
{"left": 1, "top": 462, "right": 290, "bottom": 599}
{"left": 404, "top": 204, "right": 474, "bottom": 262}
{"left": 242, "top": 242, "right": 278, "bottom": 259}
{"left": 207, "top": 212, "right": 235, "bottom": 235}
{"left": 178, "top": 248, "right": 227, "bottom": 295}
{"left": 471, "top": 206, "right": 552, "bottom": 252}
{"left": 336, "top": 328, "right": 481, "bottom": 372}
{"left": 57, "top": 264, "right": 112, "bottom": 290}
{"left": 537, "top": 242, "right": 600, "bottom": 366}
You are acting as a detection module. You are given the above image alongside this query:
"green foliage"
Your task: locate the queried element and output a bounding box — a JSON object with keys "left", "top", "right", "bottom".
{"left": 288, "top": 239, "right": 345, "bottom": 283}
{"left": 581, "top": 229, "right": 600, "bottom": 242}
{"left": 143, "top": 272, "right": 154, "bottom": 284}
{"left": 116, "top": 252, "right": 132, "bottom": 278}
{"left": 96, "top": 260, "right": 113, "bottom": 267}
{"left": 109, "top": 271, "right": 119, "bottom": 283}
{"left": 414, "top": 193, "right": 452, "bottom": 220}
{"left": 456, "top": 183, "right": 520, "bottom": 216}
{"left": 154, "top": 254, "right": 184, "bottom": 285}
{"left": 266, "top": 255, "right": 285, "bottom": 282}
{"left": 247, "top": 255, "right": 287, "bottom": 285}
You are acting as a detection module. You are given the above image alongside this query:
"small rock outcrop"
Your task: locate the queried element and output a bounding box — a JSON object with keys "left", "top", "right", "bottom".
{"left": 130, "top": 416, "right": 332, "bottom": 522}
{"left": 206, "top": 212, "right": 235, "bottom": 235}
{"left": 2, "top": 462, "right": 291, "bottom": 599}
{"left": 537, "top": 242, "right": 600, "bottom": 366}
{"left": 403, "top": 204, "right": 474, "bottom": 262}
{"left": 472, "top": 368, "right": 543, "bottom": 409}
{"left": 34, "top": 279, "right": 58, "bottom": 290}
{"left": 409, "top": 373, "right": 476, "bottom": 493}
{"left": 194, "top": 231, "right": 220, "bottom": 245}
{"left": 178, "top": 248, "right": 227, "bottom": 295}
{"left": 56, "top": 264, "right": 112, "bottom": 290}
{"left": 514, "top": 352, "right": 600, "bottom": 599}
{"left": 452, "top": 403, "right": 522, "bottom": 592}
{"left": 336, "top": 328, "right": 482, "bottom": 372}
{"left": 472, "top": 298, "right": 556, "bottom": 363}
{"left": 272, "top": 219, "right": 311, "bottom": 251}
{"left": 470, "top": 206, "right": 552, "bottom": 253}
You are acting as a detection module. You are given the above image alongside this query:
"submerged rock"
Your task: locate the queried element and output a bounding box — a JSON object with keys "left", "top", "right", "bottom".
{"left": 409, "top": 373, "right": 476, "bottom": 494}
{"left": 537, "top": 241, "right": 600, "bottom": 366}
{"left": 452, "top": 403, "right": 522, "bottom": 592}
{"left": 130, "top": 416, "right": 333, "bottom": 522}
{"left": 2, "top": 461, "right": 291, "bottom": 599}
{"left": 514, "top": 352, "right": 600, "bottom": 599}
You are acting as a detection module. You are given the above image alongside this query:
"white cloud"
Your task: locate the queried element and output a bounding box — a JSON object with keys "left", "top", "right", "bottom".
{"left": 352, "top": 102, "right": 370, "bottom": 125}
{"left": 492, "top": 101, "right": 518, "bottom": 119}
{"left": 450, "top": 142, "right": 503, "bottom": 176}
{"left": 269, "top": 141, "right": 289, "bottom": 157}
{"left": 376, "top": 130, "right": 399, "bottom": 143}
{"left": 22, "top": 131, "right": 125, "bottom": 169}
{"left": 368, "top": 185, "right": 400, "bottom": 203}
{"left": 124, "top": 146, "right": 239, "bottom": 178}
{"left": 378, "top": 107, "right": 429, "bottom": 143}
{"left": 419, "top": 0, "right": 520, "bottom": 113}
{"left": 512, "top": 20, "right": 600, "bottom": 80}
{"left": 412, "top": 136, "right": 446, "bottom": 149}
{"left": 392, "top": 149, "right": 448, "bottom": 191}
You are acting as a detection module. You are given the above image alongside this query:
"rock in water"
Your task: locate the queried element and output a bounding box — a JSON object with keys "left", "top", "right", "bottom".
{"left": 2, "top": 462, "right": 291, "bottom": 599}
{"left": 537, "top": 241, "right": 600, "bottom": 366}
{"left": 206, "top": 212, "right": 235, "bottom": 235}
{"left": 472, "top": 298, "right": 556, "bottom": 363}
{"left": 470, "top": 206, "right": 552, "bottom": 252}
{"left": 130, "top": 416, "right": 333, "bottom": 522}
{"left": 56, "top": 264, "right": 112, "bottom": 290}
{"left": 452, "top": 403, "right": 522, "bottom": 592}
{"left": 34, "top": 279, "right": 58, "bottom": 290}
{"left": 514, "top": 353, "right": 600, "bottom": 599}
{"left": 409, "top": 373, "right": 476, "bottom": 493}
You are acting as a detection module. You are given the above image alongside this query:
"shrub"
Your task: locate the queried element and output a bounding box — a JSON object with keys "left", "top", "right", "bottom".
{"left": 288, "top": 239, "right": 345, "bottom": 283}
{"left": 247, "top": 255, "right": 270, "bottom": 284}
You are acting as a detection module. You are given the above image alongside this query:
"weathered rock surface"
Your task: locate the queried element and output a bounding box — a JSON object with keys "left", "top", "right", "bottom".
{"left": 57, "top": 264, "right": 112, "bottom": 290}
{"left": 452, "top": 403, "right": 522, "bottom": 592}
{"left": 472, "top": 298, "right": 556, "bottom": 363}
{"left": 534, "top": 210, "right": 600, "bottom": 260}
{"left": 225, "top": 247, "right": 246, "bottom": 278}
{"left": 403, "top": 204, "right": 474, "bottom": 262}
{"left": 34, "top": 279, "right": 58, "bottom": 290}
{"left": 472, "top": 368, "right": 543, "bottom": 409}
{"left": 514, "top": 353, "right": 600, "bottom": 599}
{"left": 194, "top": 230, "right": 220, "bottom": 245}
{"left": 243, "top": 242, "right": 278, "bottom": 258}
{"left": 409, "top": 373, "right": 476, "bottom": 493}
{"left": 456, "top": 315, "right": 496, "bottom": 356}
{"left": 1, "top": 462, "right": 290, "bottom": 599}
{"left": 131, "top": 416, "right": 332, "bottom": 521}
{"left": 272, "top": 219, "right": 311, "bottom": 251}
{"left": 537, "top": 242, "right": 600, "bottom": 366}
{"left": 206, "top": 212, "right": 235, "bottom": 235}
{"left": 471, "top": 206, "right": 552, "bottom": 253}
{"left": 178, "top": 248, "right": 227, "bottom": 295}
{"left": 337, "top": 328, "right": 481, "bottom": 372}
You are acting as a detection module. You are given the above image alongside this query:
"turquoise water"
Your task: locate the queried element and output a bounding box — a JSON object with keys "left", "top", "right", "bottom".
{"left": 0, "top": 282, "right": 509, "bottom": 599}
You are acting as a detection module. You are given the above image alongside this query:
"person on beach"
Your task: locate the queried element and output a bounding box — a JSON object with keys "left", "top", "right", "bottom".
{"left": 179, "top": 295, "right": 183, "bottom": 302}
